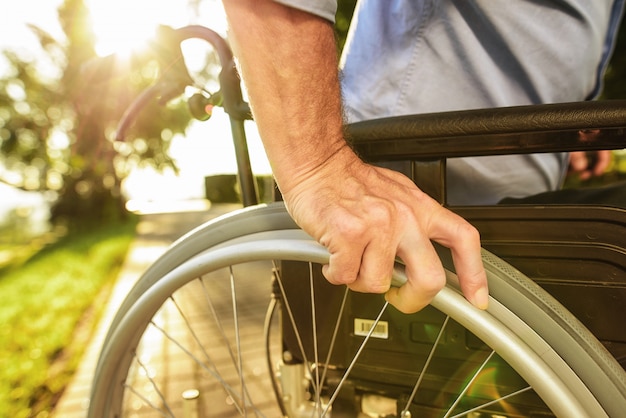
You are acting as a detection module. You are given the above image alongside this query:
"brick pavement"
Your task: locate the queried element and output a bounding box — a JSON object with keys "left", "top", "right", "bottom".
{"left": 52, "top": 202, "right": 242, "bottom": 418}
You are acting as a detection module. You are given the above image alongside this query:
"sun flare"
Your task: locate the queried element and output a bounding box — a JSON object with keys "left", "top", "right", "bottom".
{"left": 84, "top": 0, "right": 261, "bottom": 202}
{"left": 88, "top": 0, "right": 192, "bottom": 57}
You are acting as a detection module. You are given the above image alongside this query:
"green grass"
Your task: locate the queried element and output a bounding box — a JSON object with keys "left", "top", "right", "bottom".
{"left": 0, "top": 217, "right": 137, "bottom": 418}
{"left": 0, "top": 228, "right": 63, "bottom": 273}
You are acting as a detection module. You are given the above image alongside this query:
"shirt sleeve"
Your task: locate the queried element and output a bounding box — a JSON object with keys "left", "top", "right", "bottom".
{"left": 273, "top": 0, "right": 337, "bottom": 23}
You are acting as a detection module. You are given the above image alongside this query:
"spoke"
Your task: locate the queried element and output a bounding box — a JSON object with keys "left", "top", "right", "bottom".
{"left": 124, "top": 383, "right": 172, "bottom": 418}
{"left": 200, "top": 278, "right": 240, "bottom": 368}
{"left": 319, "top": 287, "right": 349, "bottom": 393}
{"left": 449, "top": 386, "right": 533, "bottom": 418}
{"left": 129, "top": 350, "right": 175, "bottom": 417}
{"left": 443, "top": 350, "right": 496, "bottom": 417}
{"left": 169, "top": 294, "right": 220, "bottom": 371}
{"left": 197, "top": 277, "right": 256, "bottom": 411}
{"left": 149, "top": 320, "right": 249, "bottom": 416}
{"left": 229, "top": 266, "right": 248, "bottom": 416}
{"left": 170, "top": 280, "right": 252, "bottom": 412}
{"left": 322, "top": 301, "right": 390, "bottom": 417}
{"left": 271, "top": 261, "right": 315, "bottom": 378}
{"left": 308, "top": 262, "right": 322, "bottom": 413}
{"left": 264, "top": 297, "right": 289, "bottom": 416}
{"left": 401, "top": 316, "right": 451, "bottom": 416}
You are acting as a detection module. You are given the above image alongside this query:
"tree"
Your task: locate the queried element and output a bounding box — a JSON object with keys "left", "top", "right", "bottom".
{"left": 602, "top": 19, "right": 626, "bottom": 99}
{"left": 335, "top": 0, "right": 358, "bottom": 52}
{"left": 0, "top": 0, "right": 206, "bottom": 228}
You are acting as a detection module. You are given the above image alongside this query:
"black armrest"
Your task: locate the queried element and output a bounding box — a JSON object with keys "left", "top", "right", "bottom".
{"left": 347, "top": 100, "right": 626, "bottom": 161}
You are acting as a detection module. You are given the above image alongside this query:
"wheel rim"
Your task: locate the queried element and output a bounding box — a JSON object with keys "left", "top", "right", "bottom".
{"left": 93, "top": 230, "right": 609, "bottom": 417}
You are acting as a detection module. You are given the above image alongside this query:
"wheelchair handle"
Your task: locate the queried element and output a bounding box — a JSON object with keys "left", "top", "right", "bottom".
{"left": 113, "top": 25, "right": 259, "bottom": 206}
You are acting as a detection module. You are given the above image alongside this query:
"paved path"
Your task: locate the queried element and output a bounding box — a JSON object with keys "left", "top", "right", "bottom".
{"left": 52, "top": 202, "right": 242, "bottom": 417}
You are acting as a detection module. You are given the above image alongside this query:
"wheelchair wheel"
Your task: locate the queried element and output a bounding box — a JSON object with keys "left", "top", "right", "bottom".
{"left": 88, "top": 204, "right": 626, "bottom": 417}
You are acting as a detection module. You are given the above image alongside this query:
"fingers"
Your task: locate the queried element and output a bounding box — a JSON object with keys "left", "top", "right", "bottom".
{"left": 384, "top": 204, "right": 488, "bottom": 313}
{"left": 321, "top": 219, "right": 396, "bottom": 294}
{"left": 322, "top": 242, "right": 363, "bottom": 286}
{"left": 426, "top": 206, "right": 489, "bottom": 310}
{"left": 286, "top": 164, "right": 488, "bottom": 314}
{"left": 321, "top": 203, "right": 488, "bottom": 314}
{"left": 569, "top": 150, "right": 611, "bottom": 179}
{"left": 569, "top": 151, "right": 588, "bottom": 172}
{"left": 594, "top": 150, "right": 611, "bottom": 175}
{"left": 348, "top": 238, "right": 395, "bottom": 293}
{"left": 386, "top": 235, "right": 446, "bottom": 313}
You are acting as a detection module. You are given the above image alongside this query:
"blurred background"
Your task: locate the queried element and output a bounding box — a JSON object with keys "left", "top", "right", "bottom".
{"left": 1, "top": 0, "right": 624, "bottom": 239}
{"left": 1, "top": 0, "right": 262, "bottom": 243}
{"left": 0, "top": 1, "right": 624, "bottom": 416}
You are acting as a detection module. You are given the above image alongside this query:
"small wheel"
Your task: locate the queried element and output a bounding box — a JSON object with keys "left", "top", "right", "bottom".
{"left": 89, "top": 204, "right": 626, "bottom": 417}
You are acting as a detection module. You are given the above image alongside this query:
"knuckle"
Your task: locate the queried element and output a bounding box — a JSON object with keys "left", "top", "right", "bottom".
{"left": 325, "top": 270, "right": 356, "bottom": 286}
{"left": 349, "top": 280, "right": 390, "bottom": 294}
{"left": 365, "top": 280, "right": 391, "bottom": 294}
{"left": 422, "top": 271, "right": 447, "bottom": 295}
{"left": 332, "top": 216, "right": 368, "bottom": 239}
{"left": 456, "top": 221, "right": 481, "bottom": 243}
{"left": 362, "top": 198, "right": 396, "bottom": 226}
{"left": 463, "top": 269, "right": 487, "bottom": 290}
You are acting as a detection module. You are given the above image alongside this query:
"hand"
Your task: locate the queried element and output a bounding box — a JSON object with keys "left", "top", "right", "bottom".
{"left": 222, "top": 0, "right": 487, "bottom": 313}
{"left": 283, "top": 147, "right": 489, "bottom": 314}
{"left": 569, "top": 150, "right": 611, "bottom": 180}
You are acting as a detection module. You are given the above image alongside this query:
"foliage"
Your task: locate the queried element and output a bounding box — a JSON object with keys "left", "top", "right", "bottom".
{"left": 0, "top": 217, "right": 137, "bottom": 418}
{"left": 335, "top": 0, "right": 358, "bottom": 52}
{"left": 0, "top": 0, "right": 210, "bottom": 227}
{"left": 566, "top": 19, "right": 626, "bottom": 186}
{"left": 0, "top": 0, "right": 623, "bottom": 229}
{"left": 602, "top": 18, "right": 626, "bottom": 100}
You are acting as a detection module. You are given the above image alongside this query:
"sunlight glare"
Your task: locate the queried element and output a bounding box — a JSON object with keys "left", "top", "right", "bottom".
{"left": 88, "top": 0, "right": 191, "bottom": 57}
{"left": 85, "top": 0, "right": 269, "bottom": 203}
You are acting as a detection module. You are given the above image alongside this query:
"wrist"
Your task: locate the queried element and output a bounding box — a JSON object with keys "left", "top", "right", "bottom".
{"left": 276, "top": 141, "right": 360, "bottom": 198}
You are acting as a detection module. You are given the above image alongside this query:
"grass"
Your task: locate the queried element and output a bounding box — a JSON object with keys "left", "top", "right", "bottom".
{"left": 0, "top": 217, "right": 137, "bottom": 418}
{"left": 0, "top": 228, "right": 63, "bottom": 273}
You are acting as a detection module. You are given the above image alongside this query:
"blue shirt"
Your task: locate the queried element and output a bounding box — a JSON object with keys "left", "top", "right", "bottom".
{"left": 276, "top": 0, "right": 624, "bottom": 204}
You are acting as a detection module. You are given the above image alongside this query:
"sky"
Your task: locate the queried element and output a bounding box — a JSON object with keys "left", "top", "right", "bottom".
{"left": 0, "top": 0, "right": 269, "bottom": 204}
{"left": 1, "top": 1, "right": 63, "bottom": 48}
{"left": 0, "top": 0, "right": 227, "bottom": 54}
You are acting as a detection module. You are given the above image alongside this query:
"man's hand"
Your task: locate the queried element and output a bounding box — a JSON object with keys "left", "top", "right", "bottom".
{"left": 223, "top": 0, "right": 488, "bottom": 313}
{"left": 283, "top": 146, "right": 489, "bottom": 314}
{"left": 569, "top": 150, "right": 611, "bottom": 180}
{"left": 569, "top": 130, "right": 611, "bottom": 180}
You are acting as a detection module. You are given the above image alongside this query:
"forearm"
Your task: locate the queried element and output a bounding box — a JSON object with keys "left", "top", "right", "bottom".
{"left": 222, "top": 0, "right": 488, "bottom": 313}
{"left": 223, "top": 0, "right": 353, "bottom": 194}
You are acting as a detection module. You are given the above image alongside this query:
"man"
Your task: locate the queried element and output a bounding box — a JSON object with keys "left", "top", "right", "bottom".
{"left": 337, "top": 0, "right": 623, "bottom": 205}
{"left": 219, "top": 0, "right": 621, "bottom": 313}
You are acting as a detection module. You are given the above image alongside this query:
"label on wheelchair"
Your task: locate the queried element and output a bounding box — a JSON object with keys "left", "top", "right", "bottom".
{"left": 354, "top": 318, "right": 389, "bottom": 339}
